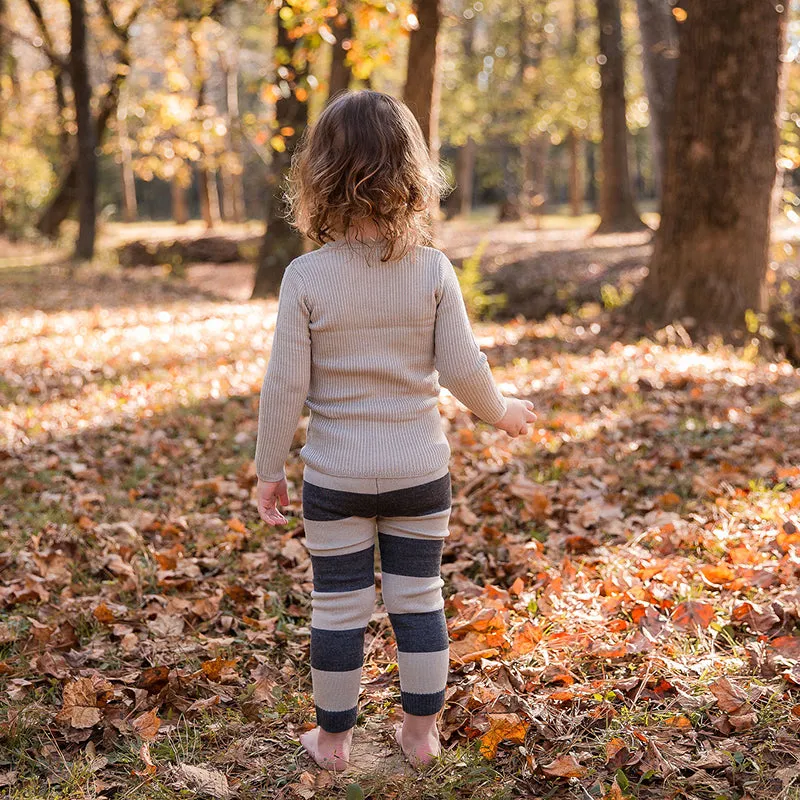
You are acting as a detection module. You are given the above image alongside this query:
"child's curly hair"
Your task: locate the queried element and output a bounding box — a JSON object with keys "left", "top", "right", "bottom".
{"left": 286, "top": 90, "right": 448, "bottom": 261}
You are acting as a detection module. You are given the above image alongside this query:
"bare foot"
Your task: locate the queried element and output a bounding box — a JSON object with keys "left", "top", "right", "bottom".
{"left": 394, "top": 722, "right": 441, "bottom": 767}
{"left": 299, "top": 726, "right": 353, "bottom": 771}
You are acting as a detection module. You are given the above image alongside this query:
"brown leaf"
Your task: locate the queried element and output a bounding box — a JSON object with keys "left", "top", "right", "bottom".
{"left": 709, "top": 677, "right": 749, "bottom": 714}
{"left": 541, "top": 753, "right": 587, "bottom": 778}
{"left": 132, "top": 709, "right": 161, "bottom": 741}
{"left": 176, "top": 764, "right": 230, "bottom": 799}
{"left": 138, "top": 666, "right": 170, "bottom": 694}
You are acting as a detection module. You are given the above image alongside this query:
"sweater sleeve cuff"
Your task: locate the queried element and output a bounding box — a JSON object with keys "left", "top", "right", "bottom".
{"left": 256, "top": 465, "right": 286, "bottom": 483}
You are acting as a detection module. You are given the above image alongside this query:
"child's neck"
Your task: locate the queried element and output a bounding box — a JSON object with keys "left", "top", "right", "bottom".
{"left": 337, "top": 221, "right": 381, "bottom": 242}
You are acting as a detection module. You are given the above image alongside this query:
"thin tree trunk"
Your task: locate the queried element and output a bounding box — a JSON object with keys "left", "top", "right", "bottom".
{"left": 568, "top": 129, "right": 583, "bottom": 216}
{"left": 193, "top": 35, "right": 220, "bottom": 230}
{"left": 117, "top": 92, "right": 137, "bottom": 222}
{"left": 222, "top": 55, "right": 246, "bottom": 223}
{"left": 69, "top": 0, "right": 96, "bottom": 259}
{"left": 633, "top": 0, "right": 787, "bottom": 332}
{"left": 635, "top": 0, "right": 678, "bottom": 199}
{"left": 594, "top": 0, "right": 646, "bottom": 233}
{"left": 172, "top": 176, "right": 189, "bottom": 225}
{"left": 327, "top": 2, "right": 353, "bottom": 101}
{"left": 402, "top": 0, "right": 442, "bottom": 162}
{"left": 458, "top": 136, "right": 476, "bottom": 217}
{"left": 36, "top": 3, "right": 139, "bottom": 238}
{"left": 252, "top": 1, "right": 309, "bottom": 298}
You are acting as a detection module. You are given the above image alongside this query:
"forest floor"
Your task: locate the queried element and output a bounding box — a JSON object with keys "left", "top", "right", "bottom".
{"left": 1, "top": 216, "right": 800, "bottom": 800}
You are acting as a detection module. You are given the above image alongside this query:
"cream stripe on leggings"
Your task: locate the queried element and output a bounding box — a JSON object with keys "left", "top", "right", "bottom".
{"left": 301, "top": 464, "right": 451, "bottom": 733}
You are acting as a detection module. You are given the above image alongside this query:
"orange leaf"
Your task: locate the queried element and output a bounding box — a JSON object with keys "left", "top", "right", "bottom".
{"left": 665, "top": 715, "right": 692, "bottom": 729}
{"left": 132, "top": 708, "right": 161, "bottom": 741}
{"left": 605, "top": 737, "right": 627, "bottom": 763}
{"left": 770, "top": 635, "right": 800, "bottom": 658}
{"left": 509, "top": 621, "right": 542, "bottom": 656}
{"left": 92, "top": 602, "right": 115, "bottom": 624}
{"left": 200, "top": 657, "right": 239, "bottom": 682}
{"left": 671, "top": 601, "right": 715, "bottom": 631}
{"left": 478, "top": 713, "right": 528, "bottom": 759}
{"left": 227, "top": 518, "right": 247, "bottom": 534}
{"left": 699, "top": 564, "right": 736, "bottom": 586}
{"left": 656, "top": 492, "right": 681, "bottom": 509}
{"left": 542, "top": 754, "right": 587, "bottom": 778}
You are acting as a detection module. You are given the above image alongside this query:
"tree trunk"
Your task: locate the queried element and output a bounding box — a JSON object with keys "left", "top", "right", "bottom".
{"left": 402, "top": 0, "right": 442, "bottom": 162}
{"left": 633, "top": 0, "right": 787, "bottom": 332}
{"left": 193, "top": 38, "right": 220, "bottom": 231}
{"left": 252, "top": 2, "right": 309, "bottom": 298}
{"left": 222, "top": 55, "right": 246, "bottom": 223}
{"left": 118, "top": 93, "right": 137, "bottom": 222}
{"left": 458, "top": 136, "right": 475, "bottom": 217}
{"left": 635, "top": 0, "right": 678, "bottom": 198}
{"left": 568, "top": 129, "right": 583, "bottom": 216}
{"left": 172, "top": 177, "right": 189, "bottom": 225}
{"left": 327, "top": 2, "right": 353, "bottom": 101}
{"left": 69, "top": 0, "right": 96, "bottom": 259}
{"left": 36, "top": 19, "right": 135, "bottom": 238}
{"left": 594, "top": 0, "right": 646, "bottom": 233}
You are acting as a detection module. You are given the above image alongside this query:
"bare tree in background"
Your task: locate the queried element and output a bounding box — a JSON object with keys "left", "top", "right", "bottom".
{"left": 634, "top": 0, "right": 787, "bottom": 332}
{"left": 69, "top": 0, "right": 96, "bottom": 259}
{"left": 595, "top": 0, "right": 646, "bottom": 233}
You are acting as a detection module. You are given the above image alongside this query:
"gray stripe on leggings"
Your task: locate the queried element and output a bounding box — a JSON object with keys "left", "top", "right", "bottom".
{"left": 378, "top": 532, "right": 443, "bottom": 577}
{"left": 397, "top": 649, "right": 450, "bottom": 695}
{"left": 401, "top": 689, "right": 446, "bottom": 716}
{"left": 316, "top": 705, "right": 358, "bottom": 733}
{"left": 310, "top": 627, "right": 365, "bottom": 671}
{"left": 389, "top": 609, "right": 449, "bottom": 653}
{"left": 310, "top": 545, "right": 375, "bottom": 593}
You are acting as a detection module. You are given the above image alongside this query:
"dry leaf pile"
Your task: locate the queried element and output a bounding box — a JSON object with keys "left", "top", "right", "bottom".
{"left": 0, "top": 259, "right": 799, "bottom": 799}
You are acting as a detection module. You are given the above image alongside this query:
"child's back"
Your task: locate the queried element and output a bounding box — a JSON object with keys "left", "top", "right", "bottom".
{"left": 255, "top": 240, "right": 508, "bottom": 482}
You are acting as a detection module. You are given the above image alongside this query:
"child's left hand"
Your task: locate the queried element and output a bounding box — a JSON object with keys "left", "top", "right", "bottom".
{"left": 256, "top": 478, "right": 289, "bottom": 525}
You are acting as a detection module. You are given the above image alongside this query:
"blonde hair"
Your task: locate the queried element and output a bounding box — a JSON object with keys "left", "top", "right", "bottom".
{"left": 286, "top": 90, "right": 448, "bottom": 261}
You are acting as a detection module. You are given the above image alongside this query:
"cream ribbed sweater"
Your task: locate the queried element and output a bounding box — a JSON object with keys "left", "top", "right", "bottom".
{"left": 254, "top": 240, "right": 507, "bottom": 482}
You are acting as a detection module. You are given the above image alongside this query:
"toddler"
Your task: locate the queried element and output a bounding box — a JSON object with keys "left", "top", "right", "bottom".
{"left": 254, "top": 90, "right": 535, "bottom": 771}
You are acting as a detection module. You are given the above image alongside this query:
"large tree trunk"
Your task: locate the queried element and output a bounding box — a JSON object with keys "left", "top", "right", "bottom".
{"left": 594, "top": 0, "right": 646, "bottom": 233}
{"left": 327, "top": 2, "right": 353, "bottom": 101}
{"left": 252, "top": 2, "right": 309, "bottom": 298}
{"left": 635, "top": 0, "right": 678, "bottom": 198}
{"left": 69, "top": 0, "right": 96, "bottom": 259}
{"left": 402, "top": 0, "right": 441, "bottom": 162}
{"left": 633, "top": 0, "right": 787, "bottom": 332}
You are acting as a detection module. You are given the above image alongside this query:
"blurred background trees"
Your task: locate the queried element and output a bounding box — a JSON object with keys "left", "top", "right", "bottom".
{"left": 0, "top": 0, "right": 797, "bottom": 336}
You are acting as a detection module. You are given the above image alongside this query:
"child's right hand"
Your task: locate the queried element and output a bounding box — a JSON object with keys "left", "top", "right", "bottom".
{"left": 494, "top": 398, "right": 536, "bottom": 437}
{"left": 256, "top": 478, "right": 289, "bottom": 525}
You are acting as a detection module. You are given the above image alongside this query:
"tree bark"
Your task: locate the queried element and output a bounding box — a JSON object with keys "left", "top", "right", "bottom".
{"left": 633, "top": 0, "right": 787, "bottom": 332}
{"left": 36, "top": 1, "right": 140, "bottom": 238}
{"left": 402, "top": 0, "right": 441, "bottom": 162}
{"left": 568, "top": 129, "right": 583, "bottom": 216}
{"left": 117, "top": 92, "right": 137, "bottom": 222}
{"left": 171, "top": 177, "right": 189, "bottom": 225}
{"left": 327, "top": 2, "right": 353, "bottom": 101}
{"left": 458, "top": 136, "right": 476, "bottom": 217}
{"left": 252, "top": 2, "right": 309, "bottom": 298}
{"left": 222, "top": 55, "right": 246, "bottom": 222}
{"left": 69, "top": 0, "right": 96, "bottom": 259}
{"left": 594, "top": 0, "right": 646, "bottom": 233}
{"left": 635, "top": 0, "right": 678, "bottom": 198}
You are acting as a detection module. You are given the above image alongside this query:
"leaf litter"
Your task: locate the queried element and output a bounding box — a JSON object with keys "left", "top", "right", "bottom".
{"left": 0, "top": 257, "right": 799, "bottom": 799}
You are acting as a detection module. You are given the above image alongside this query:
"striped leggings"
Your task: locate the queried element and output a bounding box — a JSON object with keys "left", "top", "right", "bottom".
{"left": 301, "top": 464, "right": 452, "bottom": 733}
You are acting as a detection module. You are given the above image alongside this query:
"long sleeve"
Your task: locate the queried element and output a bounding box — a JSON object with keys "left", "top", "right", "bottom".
{"left": 433, "top": 254, "right": 507, "bottom": 424}
{"left": 254, "top": 265, "right": 312, "bottom": 481}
